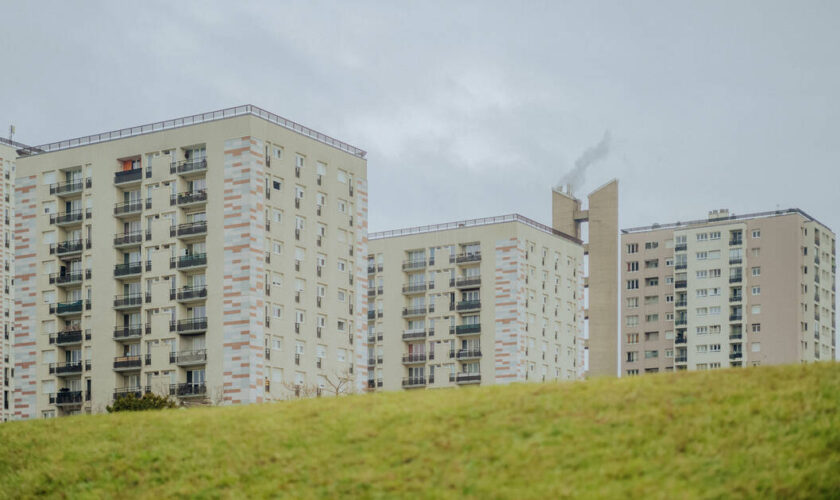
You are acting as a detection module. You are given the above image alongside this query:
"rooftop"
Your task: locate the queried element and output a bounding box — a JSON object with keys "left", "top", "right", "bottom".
{"left": 369, "top": 213, "right": 581, "bottom": 244}
{"left": 621, "top": 208, "right": 832, "bottom": 234}
{"left": 0, "top": 136, "right": 36, "bottom": 153}
{"left": 17, "top": 104, "right": 366, "bottom": 159}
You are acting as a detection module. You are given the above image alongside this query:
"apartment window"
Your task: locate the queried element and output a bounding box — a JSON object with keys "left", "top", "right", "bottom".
{"left": 627, "top": 261, "right": 639, "bottom": 272}
{"left": 751, "top": 286, "right": 761, "bottom": 296}
{"left": 645, "top": 259, "right": 659, "bottom": 269}
{"left": 644, "top": 331, "right": 659, "bottom": 342}
{"left": 645, "top": 241, "right": 658, "bottom": 250}
{"left": 626, "top": 333, "right": 639, "bottom": 344}
{"left": 709, "top": 306, "right": 720, "bottom": 315}
{"left": 696, "top": 289, "right": 707, "bottom": 298}
{"left": 709, "top": 287, "right": 721, "bottom": 296}
{"left": 626, "top": 243, "right": 639, "bottom": 254}
{"left": 664, "top": 276, "right": 674, "bottom": 285}
{"left": 644, "top": 350, "right": 658, "bottom": 359}
{"left": 696, "top": 345, "right": 708, "bottom": 353}
{"left": 644, "top": 295, "right": 659, "bottom": 305}
{"left": 709, "top": 269, "right": 721, "bottom": 278}
{"left": 696, "top": 233, "right": 708, "bottom": 241}
{"left": 696, "top": 270, "right": 707, "bottom": 279}
{"left": 751, "top": 267, "right": 760, "bottom": 277}
{"left": 708, "top": 250, "right": 720, "bottom": 260}
{"left": 709, "top": 344, "right": 721, "bottom": 352}
{"left": 664, "top": 312, "right": 674, "bottom": 321}
{"left": 645, "top": 314, "right": 658, "bottom": 323}
{"left": 696, "top": 251, "right": 708, "bottom": 260}
{"left": 626, "top": 369, "right": 639, "bottom": 376}
{"left": 665, "top": 348, "right": 674, "bottom": 358}
{"left": 752, "top": 230, "right": 761, "bottom": 238}
{"left": 696, "top": 307, "right": 708, "bottom": 316}
{"left": 626, "top": 316, "right": 639, "bottom": 327}
{"left": 645, "top": 277, "right": 658, "bottom": 287}
{"left": 751, "top": 323, "right": 761, "bottom": 333}
{"left": 665, "top": 258, "right": 674, "bottom": 267}
{"left": 665, "top": 294, "right": 674, "bottom": 303}
{"left": 696, "top": 326, "right": 708, "bottom": 335}
{"left": 626, "top": 351, "right": 638, "bottom": 362}
{"left": 627, "top": 279, "right": 639, "bottom": 290}
{"left": 751, "top": 248, "right": 760, "bottom": 257}
{"left": 751, "top": 342, "right": 761, "bottom": 353}
{"left": 751, "top": 305, "right": 761, "bottom": 314}
{"left": 626, "top": 297, "right": 639, "bottom": 308}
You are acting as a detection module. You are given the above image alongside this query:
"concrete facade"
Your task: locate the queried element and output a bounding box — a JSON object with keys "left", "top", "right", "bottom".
{"left": 0, "top": 139, "right": 17, "bottom": 421}
{"left": 366, "top": 213, "right": 585, "bottom": 390}
{"left": 13, "top": 106, "right": 368, "bottom": 418}
{"left": 620, "top": 209, "right": 836, "bottom": 375}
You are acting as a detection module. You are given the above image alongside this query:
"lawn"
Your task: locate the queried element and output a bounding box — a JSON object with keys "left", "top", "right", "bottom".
{"left": 1, "top": 363, "right": 838, "bottom": 499}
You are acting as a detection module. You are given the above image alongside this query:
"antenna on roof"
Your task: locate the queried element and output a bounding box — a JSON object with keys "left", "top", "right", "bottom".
{"left": 8, "top": 125, "right": 14, "bottom": 142}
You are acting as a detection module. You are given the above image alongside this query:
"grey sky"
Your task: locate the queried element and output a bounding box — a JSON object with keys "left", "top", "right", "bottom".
{"left": 1, "top": 1, "right": 838, "bottom": 237}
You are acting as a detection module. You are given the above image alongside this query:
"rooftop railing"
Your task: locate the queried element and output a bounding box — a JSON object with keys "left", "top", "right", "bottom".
{"left": 370, "top": 214, "right": 580, "bottom": 244}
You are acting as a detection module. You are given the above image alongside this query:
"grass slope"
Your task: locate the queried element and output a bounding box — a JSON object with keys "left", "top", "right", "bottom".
{"left": 1, "top": 363, "right": 839, "bottom": 499}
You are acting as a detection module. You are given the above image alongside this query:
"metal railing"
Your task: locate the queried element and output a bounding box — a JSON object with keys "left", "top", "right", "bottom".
{"left": 171, "top": 190, "right": 207, "bottom": 205}
{"left": 170, "top": 159, "right": 208, "bottom": 175}
{"left": 114, "top": 262, "right": 142, "bottom": 277}
{"left": 170, "top": 383, "right": 207, "bottom": 397}
{"left": 170, "top": 349, "right": 207, "bottom": 366}
{"left": 171, "top": 253, "right": 207, "bottom": 269}
{"left": 114, "top": 231, "right": 144, "bottom": 246}
{"left": 170, "top": 221, "right": 207, "bottom": 237}
{"left": 455, "top": 324, "right": 481, "bottom": 335}
{"left": 113, "top": 294, "right": 144, "bottom": 309}
{"left": 50, "top": 180, "right": 84, "bottom": 196}
{"left": 113, "top": 325, "right": 144, "bottom": 340}
{"left": 114, "top": 168, "right": 143, "bottom": 184}
{"left": 22, "top": 105, "right": 365, "bottom": 158}
{"left": 170, "top": 317, "right": 208, "bottom": 333}
{"left": 49, "top": 272, "right": 83, "bottom": 285}
{"left": 402, "top": 377, "right": 426, "bottom": 388}
{"left": 174, "top": 285, "right": 207, "bottom": 301}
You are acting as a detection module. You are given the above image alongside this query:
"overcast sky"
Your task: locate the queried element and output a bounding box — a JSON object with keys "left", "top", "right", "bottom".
{"left": 1, "top": 1, "right": 838, "bottom": 237}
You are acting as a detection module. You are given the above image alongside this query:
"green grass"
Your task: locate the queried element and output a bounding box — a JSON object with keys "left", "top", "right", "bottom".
{"left": 1, "top": 363, "right": 839, "bottom": 499}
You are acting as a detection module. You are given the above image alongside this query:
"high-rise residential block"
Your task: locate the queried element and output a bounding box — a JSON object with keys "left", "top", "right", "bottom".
{"left": 620, "top": 209, "right": 836, "bottom": 375}
{"left": 0, "top": 138, "right": 19, "bottom": 421}
{"left": 13, "top": 105, "right": 368, "bottom": 419}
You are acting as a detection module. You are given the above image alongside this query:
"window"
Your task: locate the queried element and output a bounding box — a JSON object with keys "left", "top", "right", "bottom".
{"left": 751, "top": 248, "right": 760, "bottom": 257}
{"left": 751, "top": 267, "right": 761, "bottom": 277}
{"left": 645, "top": 241, "right": 659, "bottom": 250}
{"left": 626, "top": 351, "right": 638, "bottom": 362}
{"left": 709, "top": 269, "right": 721, "bottom": 278}
{"left": 696, "top": 289, "right": 707, "bottom": 298}
{"left": 709, "top": 306, "right": 720, "bottom": 315}
{"left": 644, "top": 331, "right": 659, "bottom": 342}
{"left": 626, "top": 297, "right": 639, "bottom": 308}
{"left": 751, "top": 286, "right": 760, "bottom": 295}
{"left": 665, "top": 294, "right": 674, "bottom": 303}
{"left": 645, "top": 259, "right": 659, "bottom": 269}
{"left": 665, "top": 349, "right": 674, "bottom": 358}
{"left": 664, "top": 312, "right": 674, "bottom": 321}
{"left": 751, "top": 305, "right": 761, "bottom": 314}
{"left": 696, "top": 251, "right": 708, "bottom": 260}
{"left": 644, "top": 350, "right": 658, "bottom": 359}
{"left": 696, "top": 233, "right": 708, "bottom": 241}
{"left": 645, "top": 313, "right": 659, "bottom": 323}
{"left": 665, "top": 276, "right": 674, "bottom": 284}
{"left": 708, "top": 250, "right": 720, "bottom": 260}
{"left": 626, "top": 316, "right": 639, "bottom": 327}
{"left": 665, "top": 258, "right": 674, "bottom": 267}
{"left": 627, "top": 279, "right": 639, "bottom": 290}
{"left": 696, "top": 307, "right": 708, "bottom": 316}
{"left": 626, "top": 243, "right": 639, "bottom": 254}
{"left": 751, "top": 323, "right": 761, "bottom": 333}
{"left": 696, "top": 345, "right": 708, "bottom": 353}
{"left": 626, "top": 369, "right": 639, "bottom": 376}
{"left": 696, "top": 270, "right": 707, "bottom": 279}
{"left": 709, "top": 344, "right": 721, "bottom": 352}
{"left": 627, "top": 261, "right": 639, "bottom": 272}
{"left": 644, "top": 295, "right": 659, "bottom": 305}
{"left": 696, "top": 326, "right": 708, "bottom": 335}
{"left": 752, "top": 229, "right": 760, "bottom": 238}
{"left": 709, "top": 231, "right": 721, "bottom": 240}
{"left": 626, "top": 333, "right": 639, "bottom": 344}
{"left": 645, "top": 277, "right": 658, "bottom": 287}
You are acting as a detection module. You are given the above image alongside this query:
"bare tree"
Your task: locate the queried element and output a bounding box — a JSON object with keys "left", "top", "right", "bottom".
{"left": 322, "top": 368, "right": 357, "bottom": 396}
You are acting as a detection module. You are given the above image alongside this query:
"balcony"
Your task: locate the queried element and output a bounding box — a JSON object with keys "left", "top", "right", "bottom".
{"left": 114, "top": 230, "right": 145, "bottom": 247}
{"left": 114, "top": 200, "right": 144, "bottom": 217}
{"left": 729, "top": 295, "right": 742, "bottom": 303}
{"left": 402, "top": 259, "right": 427, "bottom": 271}
{"left": 52, "top": 390, "right": 84, "bottom": 406}
{"left": 456, "top": 349, "right": 482, "bottom": 360}
{"left": 49, "top": 271, "right": 84, "bottom": 286}
{"left": 114, "top": 168, "right": 143, "bottom": 185}
{"left": 455, "top": 373, "right": 481, "bottom": 384}
{"left": 170, "top": 158, "right": 207, "bottom": 176}
{"left": 114, "top": 262, "right": 142, "bottom": 278}
{"left": 674, "top": 244, "right": 687, "bottom": 252}
{"left": 675, "top": 263, "right": 687, "bottom": 270}
{"left": 367, "top": 265, "right": 375, "bottom": 274}
{"left": 452, "top": 252, "right": 481, "bottom": 264}
{"left": 674, "top": 318, "right": 687, "bottom": 326}
{"left": 402, "top": 353, "right": 427, "bottom": 364}
{"left": 454, "top": 276, "right": 481, "bottom": 289}
{"left": 50, "top": 179, "right": 84, "bottom": 197}
{"left": 170, "top": 221, "right": 207, "bottom": 239}
{"left": 51, "top": 300, "right": 83, "bottom": 316}
{"left": 729, "top": 276, "right": 742, "bottom": 284}
{"left": 675, "top": 356, "right": 688, "bottom": 363}
{"left": 113, "top": 293, "right": 145, "bottom": 310}
{"left": 729, "top": 314, "right": 743, "bottom": 322}
{"left": 402, "top": 307, "right": 427, "bottom": 318}
{"left": 455, "top": 324, "right": 481, "bottom": 335}
{"left": 456, "top": 300, "right": 481, "bottom": 312}
{"left": 49, "top": 361, "right": 83, "bottom": 376}
{"left": 51, "top": 239, "right": 84, "bottom": 257}
{"left": 170, "top": 383, "right": 207, "bottom": 398}
{"left": 113, "top": 354, "right": 147, "bottom": 371}
{"left": 50, "top": 210, "right": 84, "bottom": 226}
{"left": 113, "top": 325, "right": 144, "bottom": 341}
{"left": 729, "top": 238, "right": 743, "bottom": 246}
{"left": 729, "top": 352, "right": 743, "bottom": 360}
{"left": 113, "top": 386, "right": 151, "bottom": 400}
{"left": 170, "top": 349, "right": 207, "bottom": 366}
{"left": 171, "top": 253, "right": 207, "bottom": 270}
{"left": 174, "top": 285, "right": 207, "bottom": 302}
{"left": 729, "top": 257, "right": 743, "bottom": 265}
{"left": 729, "top": 333, "right": 743, "bottom": 340}
{"left": 674, "top": 300, "right": 687, "bottom": 308}
{"left": 402, "top": 377, "right": 426, "bottom": 388}
{"left": 170, "top": 317, "right": 208, "bottom": 334}
{"left": 674, "top": 280, "right": 687, "bottom": 289}
{"left": 675, "top": 334, "right": 687, "bottom": 345}
{"left": 49, "top": 329, "right": 84, "bottom": 346}
{"left": 401, "top": 283, "right": 427, "bottom": 295}
{"left": 402, "top": 329, "right": 427, "bottom": 341}
{"left": 171, "top": 190, "right": 207, "bottom": 207}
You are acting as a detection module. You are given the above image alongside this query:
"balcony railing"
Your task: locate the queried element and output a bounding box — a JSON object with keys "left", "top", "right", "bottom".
{"left": 52, "top": 300, "right": 83, "bottom": 315}
{"left": 456, "top": 300, "right": 481, "bottom": 311}
{"left": 114, "top": 231, "right": 144, "bottom": 247}
{"left": 729, "top": 238, "right": 743, "bottom": 246}
{"left": 729, "top": 333, "right": 743, "bottom": 340}
{"left": 729, "top": 352, "right": 743, "bottom": 360}
{"left": 114, "top": 200, "right": 144, "bottom": 216}
{"left": 52, "top": 239, "right": 84, "bottom": 256}
{"left": 402, "top": 329, "right": 427, "bottom": 341}
{"left": 113, "top": 294, "right": 145, "bottom": 309}
{"left": 113, "top": 386, "right": 151, "bottom": 400}
{"left": 114, "top": 262, "right": 143, "bottom": 277}
{"left": 675, "top": 263, "right": 687, "bottom": 270}
{"left": 402, "top": 377, "right": 426, "bottom": 388}
{"left": 675, "top": 356, "right": 688, "bottom": 363}
{"left": 49, "top": 271, "right": 83, "bottom": 286}
{"left": 113, "top": 354, "right": 146, "bottom": 371}
{"left": 49, "top": 361, "right": 83, "bottom": 376}
{"left": 729, "top": 276, "right": 742, "bottom": 284}
{"left": 674, "top": 300, "right": 687, "bottom": 308}
{"left": 729, "top": 296, "right": 742, "bottom": 303}
{"left": 171, "top": 253, "right": 207, "bottom": 269}
{"left": 50, "top": 180, "right": 84, "bottom": 196}
{"left": 113, "top": 325, "right": 144, "bottom": 340}
{"left": 52, "top": 391, "right": 84, "bottom": 406}
{"left": 402, "top": 259, "right": 427, "bottom": 271}
{"left": 729, "top": 257, "right": 743, "bottom": 265}
{"left": 171, "top": 190, "right": 207, "bottom": 206}
{"left": 452, "top": 252, "right": 481, "bottom": 264}
{"left": 170, "top": 349, "right": 207, "bottom": 366}
{"left": 729, "top": 314, "right": 743, "bottom": 321}
{"left": 402, "top": 307, "right": 427, "bottom": 317}
{"left": 454, "top": 276, "right": 481, "bottom": 288}
{"left": 50, "top": 210, "right": 84, "bottom": 225}
{"left": 456, "top": 349, "right": 482, "bottom": 360}
{"left": 455, "top": 324, "right": 481, "bottom": 335}
{"left": 455, "top": 373, "right": 481, "bottom": 384}
{"left": 402, "top": 353, "right": 427, "bottom": 364}
{"left": 674, "top": 319, "right": 687, "bottom": 326}
{"left": 170, "top": 158, "right": 208, "bottom": 175}
{"left": 674, "top": 281, "right": 687, "bottom": 289}
{"left": 170, "top": 317, "right": 208, "bottom": 334}
{"left": 674, "top": 244, "right": 687, "bottom": 252}
{"left": 675, "top": 335, "right": 687, "bottom": 345}
{"left": 174, "top": 285, "right": 207, "bottom": 302}
{"left": 401, "top": 283, "right": 427, "bottom": 294}
{"left": 170, "top": 221, "right": 207, "bottom": 238}
{"left": 170, "top": 382, "right": 207, "bottom": 397}
{"left": 49, "top": 329, "right": 83, "bottom": 346}
{"left": 115, "top": 168, "right": 143, "bottom": 184}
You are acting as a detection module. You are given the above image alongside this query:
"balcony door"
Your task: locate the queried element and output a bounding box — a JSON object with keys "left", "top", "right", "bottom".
{"left": 186, "top": 369, "right": 205, "bottom": 385}
{"left": 67, "top": 378, "right": 82, "bottom": 392}
{"left": 188, "top": 305, "right": 206, "bottom": 320}
{"left": 66, "top": 349, "right": 81, "bottom": 363}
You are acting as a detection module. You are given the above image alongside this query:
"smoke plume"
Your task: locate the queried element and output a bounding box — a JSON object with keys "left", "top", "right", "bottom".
{"left": 556, "top": 131, "right": 611, "bottom": 193}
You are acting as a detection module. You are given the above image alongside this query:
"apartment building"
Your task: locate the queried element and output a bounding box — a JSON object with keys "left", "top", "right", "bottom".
{"left": 620, "top": 209, "right": 836, "bottom": 376}
{"left": 13, "top": 105, "right": 368, "bottom": 419}
{"left": 366, "top": 209, "right": 586, "bottom": 390}
{"left": 0, "top": 138, "right": 19, "bottom": 421}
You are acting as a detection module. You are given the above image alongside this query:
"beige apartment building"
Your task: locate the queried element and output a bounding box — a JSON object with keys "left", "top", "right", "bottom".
{"left": 13, "top": 105, "right": 369, "bottom": 419}
{"left": 0, "top": 138, "right": 18, "bottom": 421}
{"left": 366, "top": 213, "right": 585, "bottom": 389}
{"left": 620, "top": 209, "right": 836, "bottom": 375}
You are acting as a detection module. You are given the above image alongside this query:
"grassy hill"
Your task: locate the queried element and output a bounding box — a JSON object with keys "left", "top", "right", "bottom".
{"left": 1, "top": 363, "right": 839, "bottom": 499}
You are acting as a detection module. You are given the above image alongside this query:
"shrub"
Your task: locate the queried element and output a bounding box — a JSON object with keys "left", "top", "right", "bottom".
{"left": 106, "top": 392, "right": 178, "bottom": 413}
